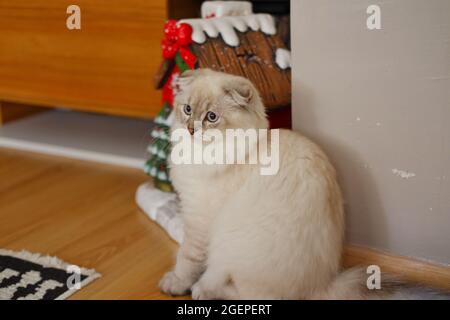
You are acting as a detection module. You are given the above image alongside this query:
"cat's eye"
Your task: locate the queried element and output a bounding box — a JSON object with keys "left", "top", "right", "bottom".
{"left": 206, "top": 111, "right": 218, "bottom": 123}
{"left": 183, "top": 104, "right": 192, "bottom": 116}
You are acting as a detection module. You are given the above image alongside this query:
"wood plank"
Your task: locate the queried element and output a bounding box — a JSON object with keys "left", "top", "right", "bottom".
{"left": 0, "top": 1, "right": 167, "bottom": 119}
{"left": 0, "top": 147, "right": 186, "bottom": 299}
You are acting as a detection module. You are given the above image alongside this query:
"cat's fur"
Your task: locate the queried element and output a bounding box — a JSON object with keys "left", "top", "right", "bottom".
{"left": 159, "top": 69, "right": 443, "bottom": 300}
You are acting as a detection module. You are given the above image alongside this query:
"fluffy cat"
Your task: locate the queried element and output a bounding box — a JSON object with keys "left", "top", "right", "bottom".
{"left": 158, "top": 68, "right": 346, "bottom": 299}
{"left": 159, "top": 69, "right": 444, "bottom": 300}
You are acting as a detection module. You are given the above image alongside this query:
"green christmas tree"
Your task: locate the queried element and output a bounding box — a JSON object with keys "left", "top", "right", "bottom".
{"left": 145, "top": 103, "right": 173, "bottom": 192}
{"left": 145, "top": 46, "right": 195, "bottom": 191}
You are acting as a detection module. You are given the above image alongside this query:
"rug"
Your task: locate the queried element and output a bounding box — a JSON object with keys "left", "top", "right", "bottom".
{"left": 0, "top": 249, "right": 100, "bottom": 300}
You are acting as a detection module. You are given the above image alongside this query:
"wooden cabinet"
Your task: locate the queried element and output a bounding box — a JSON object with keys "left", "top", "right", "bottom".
{"left": 0, "top": 0, "right": 168, "bottom": 119}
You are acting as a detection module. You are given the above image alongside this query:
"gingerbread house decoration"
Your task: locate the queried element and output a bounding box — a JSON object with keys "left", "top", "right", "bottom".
{"left": 147, "top": 1, "right": 291, "bottom": 192}
{"left": 155, "top": 1, "right": 292, "bottom": 110}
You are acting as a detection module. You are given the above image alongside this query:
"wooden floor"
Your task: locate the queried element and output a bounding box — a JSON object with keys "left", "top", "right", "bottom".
{"left": 0, "top": 147, "right": 185, "bottom": 299}
{"left": 2, "top": 147, "right": 449, "bottom": 299}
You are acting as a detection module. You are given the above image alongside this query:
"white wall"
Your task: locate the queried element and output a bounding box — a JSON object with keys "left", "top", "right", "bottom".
{"left": 291, "top": 0, "right": 450, "bottom": 265}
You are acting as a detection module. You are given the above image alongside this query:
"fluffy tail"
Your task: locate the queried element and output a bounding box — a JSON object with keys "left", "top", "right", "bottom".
{"left": 314, "top": 267, "right": 450, "bottom": 300}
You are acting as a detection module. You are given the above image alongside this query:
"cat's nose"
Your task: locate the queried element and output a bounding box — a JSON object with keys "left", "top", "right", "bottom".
{"left": 188, "top": 126, "right": 194, "bottom": 135}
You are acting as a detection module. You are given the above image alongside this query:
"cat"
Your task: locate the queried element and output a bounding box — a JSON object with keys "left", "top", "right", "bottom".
{"left": 158, "top": 69, "right": 446, "bottom": 300}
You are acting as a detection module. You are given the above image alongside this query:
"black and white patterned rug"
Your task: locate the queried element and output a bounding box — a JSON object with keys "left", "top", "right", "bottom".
{"left": 0, "top": 249, "right": 100, "bottom": 300}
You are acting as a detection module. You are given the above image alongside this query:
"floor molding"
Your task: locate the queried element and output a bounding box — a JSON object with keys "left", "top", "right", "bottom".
{"left": 344, "top": 245, "right": 450, "bottom": 291}
{"left": 0, "top": 110, "right": 152, "bottom": 169}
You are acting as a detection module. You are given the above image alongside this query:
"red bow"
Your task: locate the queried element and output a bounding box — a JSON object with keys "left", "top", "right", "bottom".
{"left": 161, "top": 20, "right": 195, "bottom": 66}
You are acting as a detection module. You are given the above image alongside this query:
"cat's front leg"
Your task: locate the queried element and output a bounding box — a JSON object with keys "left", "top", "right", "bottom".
{"left": 159, "top": 223, "right": 207, "bottom": 296}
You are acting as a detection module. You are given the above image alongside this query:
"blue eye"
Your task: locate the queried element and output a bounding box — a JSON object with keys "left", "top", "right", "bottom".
{"left": 206, "top": 111, "right": 218, "bottom": 122}
{"left": 183, "top": 104, "right": 192, "bottom": 115}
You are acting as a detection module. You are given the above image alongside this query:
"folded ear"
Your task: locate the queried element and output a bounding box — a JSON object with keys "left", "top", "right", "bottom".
{"left": 175, "top": 69, "right": 199, "bottom": 95}
{"left": 224, "top": 78, "right": 254, "bottom": 107}
{"left": 179, "top": 69, "right": 197, "bottom": 80}
{"left": 177, "top": 69, "right": 197, "bottom": 85}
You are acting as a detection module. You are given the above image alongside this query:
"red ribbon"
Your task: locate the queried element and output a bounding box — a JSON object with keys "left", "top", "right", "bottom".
{"left": 161, "top": 20, "right": 194, "bottom": 60}
{"left": 178, "top": 47, "right": 197, "bottom": 69}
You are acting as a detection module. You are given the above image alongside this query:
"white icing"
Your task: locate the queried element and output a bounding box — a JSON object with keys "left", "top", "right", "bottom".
{"left": 180, "top": 14, "right": 276, "bottom": 47}
{"left": 201, "top": 1, "right": 253, "bottom": 18}
{"left": 150, "top": 129, "right": 169, "bottom": 140}
{"left": 275, "top": 48, "right": 291, "bottom": 69}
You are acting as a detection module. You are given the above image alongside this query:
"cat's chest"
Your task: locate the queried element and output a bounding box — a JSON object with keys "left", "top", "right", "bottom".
{"left": 173, "top": 165, "right": 242, "bottom": 213}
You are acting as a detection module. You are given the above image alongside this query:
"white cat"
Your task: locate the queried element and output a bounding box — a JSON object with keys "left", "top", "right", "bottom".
{"left": 158, "top": 69, "right": 405, "bottom": 299}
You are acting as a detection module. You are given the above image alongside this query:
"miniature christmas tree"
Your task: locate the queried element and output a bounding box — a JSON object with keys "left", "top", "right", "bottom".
{"left": 145, "top": 20, "right": 196, "bottom": 192}
{"left": 144, "top": 103, "right": 173, "bottom": 192}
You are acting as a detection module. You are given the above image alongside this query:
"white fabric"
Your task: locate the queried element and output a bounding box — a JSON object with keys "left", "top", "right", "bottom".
{"left": 136, "top": 182, "right": 184, "bottom": 244}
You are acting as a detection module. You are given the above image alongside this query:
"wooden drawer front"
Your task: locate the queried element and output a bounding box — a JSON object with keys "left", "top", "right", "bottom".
{"left": 0, "top": 0, "right": 167, "bottom": 118}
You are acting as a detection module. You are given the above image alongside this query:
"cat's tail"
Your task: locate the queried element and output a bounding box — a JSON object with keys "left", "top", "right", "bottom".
{"left": 313, "top": 267, "right": 450, "bottom": 300}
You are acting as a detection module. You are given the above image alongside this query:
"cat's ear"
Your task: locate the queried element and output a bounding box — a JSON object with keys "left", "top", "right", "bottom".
{"left": 176, "top": 69, "right": 197, "bottom": 90}
{"left": 179, "top": 69, "right": 197, "bottom": 80}
{"left": 224, "top": 78, "right": 254, "bottom": 107}
{"left": 177, "top": 70, "right": 197, "bottom": 85}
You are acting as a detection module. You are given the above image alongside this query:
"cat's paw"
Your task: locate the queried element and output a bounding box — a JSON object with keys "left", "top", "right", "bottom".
{"left": 191, "top": 281, "right": 208, "bottom": 300}
{"left": 159, "top": 271, "right": 191, "bottom": 296}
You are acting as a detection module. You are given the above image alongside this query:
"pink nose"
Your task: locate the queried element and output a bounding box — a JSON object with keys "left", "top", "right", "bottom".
{"left": 188, "top": 127, "right": 194, "bottom": 135}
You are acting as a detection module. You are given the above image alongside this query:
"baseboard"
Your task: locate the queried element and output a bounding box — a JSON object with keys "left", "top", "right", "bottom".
{"left": 343, "top": 245, "right": 450, "bottom": 291}
{"left": 0, "top": 109, "right": 152, "bottom": 169}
